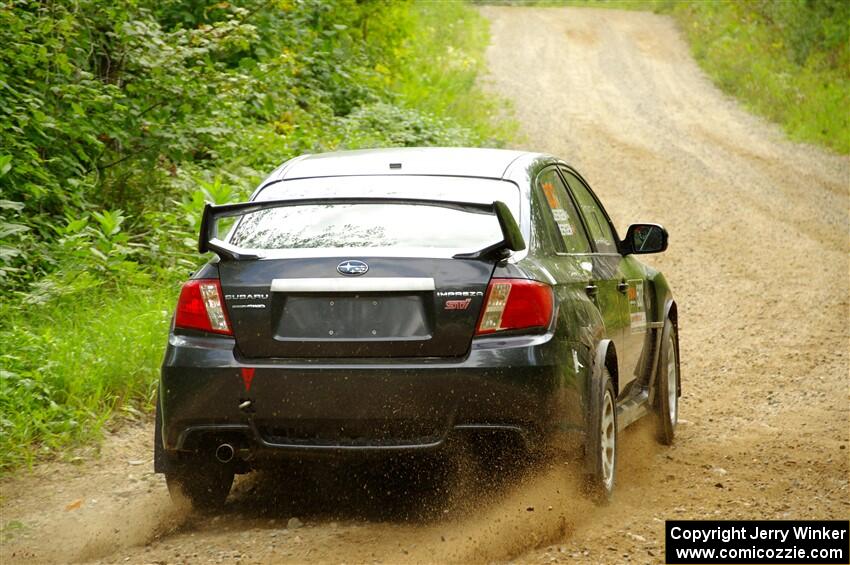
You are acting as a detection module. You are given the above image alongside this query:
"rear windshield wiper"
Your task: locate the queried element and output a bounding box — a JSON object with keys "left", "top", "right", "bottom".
{"left": 198, "top": 197, "right": 525, "bottom": 261}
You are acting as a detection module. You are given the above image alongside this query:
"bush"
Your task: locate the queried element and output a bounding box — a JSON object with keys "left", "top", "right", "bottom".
{"left": 0, "top": 0, "right": 509, "bottom": 471}
{"left": 0, "top": 285, "right": 174, "bottom": 470}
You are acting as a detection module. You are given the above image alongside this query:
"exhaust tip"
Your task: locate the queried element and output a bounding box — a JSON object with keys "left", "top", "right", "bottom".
{"left": 215, "top": 443, "right": 235, "bottom": 464}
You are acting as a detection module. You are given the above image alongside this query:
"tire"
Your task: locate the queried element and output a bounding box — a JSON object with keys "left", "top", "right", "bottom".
{"left": 655, "top": 321, "right": 679, "bottom": 445}
{"left": 166, "top": 458, "right": 234, "bottom": 512}
{"left": 584, "top": 366, "right": 617, "bottom": 502}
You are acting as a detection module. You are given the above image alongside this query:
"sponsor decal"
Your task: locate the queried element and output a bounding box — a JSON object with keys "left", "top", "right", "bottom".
{"left": 551, "top": 208, "right": 575, "bottom": 236}
{"left": 445, "top": 298, "right": 472, "bottom": 310}
{"left": 572, "top": 349, "right": 584, "bottom": 374}
{"left": 628, "top": 280, "right": 647, "bottom": 333}
{"left": 541, "top": 181, "right": 559, "bottom": 208}
{"left": 558, "top": 222, "right": 574, "bottom": 236}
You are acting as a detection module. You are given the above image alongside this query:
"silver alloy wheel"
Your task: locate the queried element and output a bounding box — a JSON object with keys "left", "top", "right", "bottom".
{"left": 667, "top": 331, "right": 678, "bottom": 427}
{"left": 600, "top": 389, "right": 616, "bottom": 490}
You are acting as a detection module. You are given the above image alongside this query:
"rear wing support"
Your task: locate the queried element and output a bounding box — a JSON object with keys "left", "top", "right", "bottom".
{"left": 198, "top": 197, "right": 525, "bottom": 261}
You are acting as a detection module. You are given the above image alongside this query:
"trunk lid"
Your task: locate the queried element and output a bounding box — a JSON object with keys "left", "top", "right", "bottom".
{"left": 220, "top": 256, "right": 492, "bottom": 358}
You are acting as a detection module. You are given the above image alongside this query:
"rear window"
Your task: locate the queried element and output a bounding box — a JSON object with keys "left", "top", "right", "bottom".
{"left": 228, "top": 203, "right": 504, "bottom": 252}
{"left": 225, "top": 176, "right": 522, "bottom": 257}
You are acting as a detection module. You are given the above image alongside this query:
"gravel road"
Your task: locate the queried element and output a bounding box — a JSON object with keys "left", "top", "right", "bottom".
{"left": 2, "top": 6, "right": 848, "bottom": 564}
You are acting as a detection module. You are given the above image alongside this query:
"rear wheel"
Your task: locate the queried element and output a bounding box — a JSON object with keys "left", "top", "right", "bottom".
{"left": 165, "top": 457, "right": 234, "bottom": 512}
{"left": 584, "top": 367, "right": 617, "bottom": 502}
{"left": 655, "top": 322, "right": 679, "bottom": 445}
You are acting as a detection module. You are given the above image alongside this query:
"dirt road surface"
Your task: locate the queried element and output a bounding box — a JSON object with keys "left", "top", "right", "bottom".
{"left": 2, "top": 6, "right": 848, "bottom": 564}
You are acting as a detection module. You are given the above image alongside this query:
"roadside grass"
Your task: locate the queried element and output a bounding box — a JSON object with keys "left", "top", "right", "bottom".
{"left": 0, "top": 284, "right": 176, "bottom": 471}
{"left": 393, "top": 1, "right": 516, "bottom": 144}
{"left": 479, "top": 0, "right": 849, "bottom": 154}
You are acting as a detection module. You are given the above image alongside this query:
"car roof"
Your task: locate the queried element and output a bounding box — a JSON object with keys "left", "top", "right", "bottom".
{"left": 265, "top": 147, "right": 543, "bottom": 182}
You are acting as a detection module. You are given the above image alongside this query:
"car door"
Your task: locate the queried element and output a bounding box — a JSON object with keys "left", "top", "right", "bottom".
{"left": 531, "top": 166, "right": 602, "bottom": 432}
{"left": 558, "top": 168, "right": 635, "bottom": 393}
{"left": 533, "top": 166, "right": 607, "bottom": 338}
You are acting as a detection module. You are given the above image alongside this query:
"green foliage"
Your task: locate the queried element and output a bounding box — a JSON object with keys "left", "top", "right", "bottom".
{"left": 392, "top": 1, "right": 515, "bottom": 144}
{"left": 0, "top": 0, "right": 506, "bottom": 291}
{"left": 0, "top": 0, "right": 507, "bottom": 470}
{"left": 0, "top": 0, "right": 508, "bottom": 471}
{"left": 0, "top": 285, "right": 174, "bottom": 471}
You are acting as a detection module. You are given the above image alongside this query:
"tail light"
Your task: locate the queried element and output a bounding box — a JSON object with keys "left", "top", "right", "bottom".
{"left": 476, "top": 278, "right": 554, "bottom": 335}
{"left": 174, "top": 279, "right": 232, "bottom": 335}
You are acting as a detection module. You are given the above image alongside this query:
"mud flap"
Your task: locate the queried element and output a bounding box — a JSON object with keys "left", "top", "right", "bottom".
{"left": 153, "top": 390, "right": 172, "bottom": 474}
{"left": 584, "top": 339, "right": 614, "bottom": 475}
{"left": 659, "top": 310, "right": 680, "bottom": 402}
{"left": 647, "top": 298, "right": 677, "bottom": 406}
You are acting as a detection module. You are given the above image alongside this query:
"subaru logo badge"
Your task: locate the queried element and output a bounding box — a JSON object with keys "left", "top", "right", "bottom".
{"left": 337, "top": 260, "right": 368, "bottom": 276}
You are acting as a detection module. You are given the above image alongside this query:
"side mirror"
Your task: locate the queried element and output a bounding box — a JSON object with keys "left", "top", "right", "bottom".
{"left": 622, "top": 223, "right": 668, "bottom": 255}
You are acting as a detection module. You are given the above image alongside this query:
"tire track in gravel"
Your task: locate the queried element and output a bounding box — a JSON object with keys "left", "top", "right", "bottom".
{"left": 2, "top": 6, "right": 847, "bottom": 565}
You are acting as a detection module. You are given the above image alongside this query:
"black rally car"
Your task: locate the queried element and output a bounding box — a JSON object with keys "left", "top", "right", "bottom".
{"left": 155, "top": 148, "right": 680, "bottom": 508}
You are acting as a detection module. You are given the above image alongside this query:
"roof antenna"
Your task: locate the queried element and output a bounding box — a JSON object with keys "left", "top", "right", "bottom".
{"left": 389, "top": 163, "right": 402, "bottom": 169}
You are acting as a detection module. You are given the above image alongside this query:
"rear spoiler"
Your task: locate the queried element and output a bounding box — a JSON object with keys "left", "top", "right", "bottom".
{"left": 198, "top": 197, "right": 526, "bottom": 261}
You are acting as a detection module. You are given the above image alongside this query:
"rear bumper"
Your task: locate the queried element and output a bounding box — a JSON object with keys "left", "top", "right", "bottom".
{"left": 159, "top": 331, "right": 576, "bottom": 459}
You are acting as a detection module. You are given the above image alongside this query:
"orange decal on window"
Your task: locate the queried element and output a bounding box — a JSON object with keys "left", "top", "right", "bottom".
{"left": 541, "top": 182, "right": 559, "bottom": 208}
